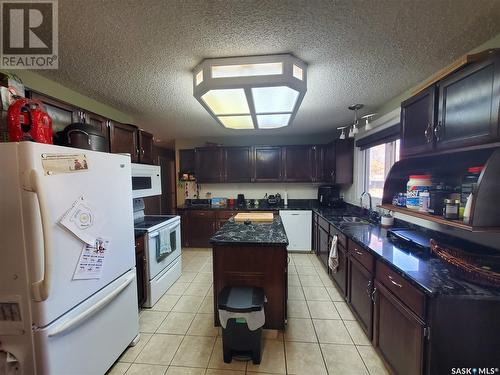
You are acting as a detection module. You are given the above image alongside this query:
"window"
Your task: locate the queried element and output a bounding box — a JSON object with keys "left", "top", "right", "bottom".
{"left": 364, "top": 139, "right": 400, "bottom": 199}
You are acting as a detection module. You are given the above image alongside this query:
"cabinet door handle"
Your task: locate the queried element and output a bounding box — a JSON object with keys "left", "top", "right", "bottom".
{"left": 424, "top": 123, "right": 434, "bottom": 143}
{"left": 371, "top": 287, "right": 377, "bottom": 303}
{"left": 366, "top": 280, "right": 372, "bottom": 297}
{"left": 388, "top": 275, "right": 403, "bottom": 288}
{"left": 355, "top": 250, "right": 363, "bottom": 256}
{"left": 141, "top": 147, "right": 145, "bottom": 157}
{"left": 434, "top": 121, "right": 443, "bottom": 142}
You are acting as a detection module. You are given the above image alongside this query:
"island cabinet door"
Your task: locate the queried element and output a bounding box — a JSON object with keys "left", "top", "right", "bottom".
{"left": 348, "top": 257, "right": 373, "bottom": 340}
{"left": 373, "top": 281, "right": 425, "bottom": 375}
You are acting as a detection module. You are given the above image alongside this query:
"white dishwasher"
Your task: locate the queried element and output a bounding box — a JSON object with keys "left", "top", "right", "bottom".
{"left": 279, "top": 210, "right": 312, "bottom": 252}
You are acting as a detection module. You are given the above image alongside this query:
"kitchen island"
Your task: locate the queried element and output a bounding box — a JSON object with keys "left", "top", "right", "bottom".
{"left": 210, "top": 214, "right": 289, "bottom": 329}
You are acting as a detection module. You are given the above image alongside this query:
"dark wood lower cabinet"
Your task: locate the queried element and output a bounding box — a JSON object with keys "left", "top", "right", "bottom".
{"left": 185, "top": 211, "right": 217, "bottom": 247}
{"left": 331, "top": 244, "right": 347, "bottom": 297}
{"left": 135, "top": 235, "right": 147, "bottom": 306}
{"left": 374, "top": 281, "right": 424, "bottom": 375}
{"left": 348, "top": 257, "right": 373, "bottom": 339}
{"left": 318, "top": 225, "right": 329, "bottom": 269}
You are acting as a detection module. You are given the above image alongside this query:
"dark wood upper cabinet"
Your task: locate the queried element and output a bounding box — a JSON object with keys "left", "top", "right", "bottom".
{"left": 334, "top": 139, "right": 354, "bottom": 185}
{"left": 29, "top": 91, "right": 79, "bottom": 137}
{"left": 224, "top": 147, "right": 252, "bottom": 182}
{"left": 436, "top": 56, "right": 500, "bottom": 150}
{"left": 282, "top": 145, "right": 314, "bottom": 182}
{"left": 253, "top": 146, "right": 282, "bottom": 182}
{"left": 109, "top": 122, "right": 139, "bottom": 163}
{"left": 138, "top": 130, "right": 154, "bottom": 164}
{"left": 179, "top": 149, "right": 195, "bottom": 175}
{"left": 373, "top": 281, "right": 425, "bottom": 375}
{"left": 401, "top": 86, "right": 437, "bottom": 158}
{"left": 195, "top": 147, "right": 223, "bottom": 183}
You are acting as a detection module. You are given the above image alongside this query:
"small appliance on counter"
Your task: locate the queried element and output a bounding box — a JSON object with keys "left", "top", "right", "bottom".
{"left": 185, "top": 198, "right": 211, "bottom": 207}
{"left": 318, "top": 185, "right": 342, "bottom": 207}
{"left": 266, "top": 193, "right": 281, "bottom": 206}
{"left": 387, "top": 228, "right": 432, "bottom": 256}
{"left": 237, "top": 194, "right": 246, "bottom": 207}
{"left": 211, "top": 197, "right": 228, "bottom": 207}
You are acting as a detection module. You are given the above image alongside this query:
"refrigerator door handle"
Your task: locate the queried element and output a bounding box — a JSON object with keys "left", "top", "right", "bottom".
{"left": 47, "top": 274, "right": 134, "bottom": 338}
{"left": 25, "top": 169, "right": 53, "bottom": 302}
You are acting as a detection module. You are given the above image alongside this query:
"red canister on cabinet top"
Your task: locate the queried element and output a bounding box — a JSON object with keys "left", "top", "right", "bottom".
{"left": 7, "top": 98, "right": 53, "bottom": 144}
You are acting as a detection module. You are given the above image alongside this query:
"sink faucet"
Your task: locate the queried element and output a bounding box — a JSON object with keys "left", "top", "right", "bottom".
{"left": 360, "top": 191, "right": 372, "bottom": 212}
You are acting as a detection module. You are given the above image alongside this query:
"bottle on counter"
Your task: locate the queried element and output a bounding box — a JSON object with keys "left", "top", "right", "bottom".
{"left": 461, "top": 166, "right": 483, "bottom": 206}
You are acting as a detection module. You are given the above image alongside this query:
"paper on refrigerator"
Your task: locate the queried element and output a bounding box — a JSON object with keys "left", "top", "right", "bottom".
{"left": 59, "top": 195, "right": 102, "bottom": 245}
{"left": 73, "top": 237, "right": 111, "bottom": 280}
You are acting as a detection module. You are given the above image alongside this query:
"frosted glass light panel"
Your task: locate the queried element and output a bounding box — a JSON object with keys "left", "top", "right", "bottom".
{"left": 218, "top": 115, "right": 254, "bottom": 129}
{"left": 195, "top": 70, "right": 203, "bottom": 85}
{"left": 293, "top": 64, "right": 303, "bottom": 80}
{"left": 257, "top": 114, "right": 291, "bottom": 129}
{"left": 212, "top": 62, "right": 283, "bottom": 78}
{"left": 201, "top": 89, "right": 249, "bottom": 115}
{"left": 252, "top": 86, "right": 299, "bottom": 113}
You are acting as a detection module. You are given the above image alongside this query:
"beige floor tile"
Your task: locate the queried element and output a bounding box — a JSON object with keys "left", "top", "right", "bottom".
{"left": 295, "top": 266, "right": 318, "bottom": 276}
{"left": 177, "top": 272, "right": 198, "bottom": 283}
{"left": 172, "top": 295, "right": 204, "bottom": 313}
{"left": 357, "top": 345, "right": 391, "bottom": 375}
{"left": 165, "top": 366, "right": 205, "bottom": 375}
{"left": 166, "top": 282, "right": 190, "bottom": 296}
{"left": 288, "top": 264, "right": 297, "bottom": 274}
{"left": 125, "top": 363, "right": 167, "bottom": 375}
{"left": 208, "top": 337, "right": 247, "bottom": 371}
{"left": 318, "top": 272, "right": 335, "bottom": 287}
{"left": 183, "top": 263, "right": 205, "bottom": 272}
{"left": 205, "top": 370, "right": 245, "bottom": 375}
{"left": 157, "top": 312, "right": 196, "bottom": 335}
{"left": 287, "top": 286, "right": 305, "bottom": 300}
{"left": 262, "top": 329, "right": 283, "bottom": 340}
{"left": 302, "top": 286, "right": 330, "bottom": 301}
{"left": 321, "top": 343, "right": 369, "bottom": 374}
{"left": 187, "top": 313, "right": 219, "bottom": 336}
{"left": 313, "top": 319, "right": 353, "bottom": 344}
{"left": 185, "top": 283, "right": 211, "bottom": 296}
{"left": 135, "top": 334, "right": 183, "bottom": 366}
{"left": 106, "top": 362, "right": 130, "bottom": 375}
{"left": 119, "top": 333, "right": 153, "bottom": 362}
{"left": 285, "top": 342, "right": 327, "bottom": 375}
{"left": 193, "top": 272, "right": 213, "bottom": 284}
{"left": 207, "top": 286, "right": 214, "bottom": 296}
{"left": 288, "top": 300, "right": 310, "bottom": 318}
{"left": 299, "top": 274, "right": 324, "bottom": 287}
{"left": 152, "top": 294, "right": 181, "bottom": 312}
{"left": 199, "top": 263, "right": 213, "bottom": 273}
{"left": 326, "top": 286, "right": 345, "bottom": 302}
{"left": 198, "top": 295, "right": 215, "bottom": 313}
{"left": 247, "top": 339, "right": 286, "bottom": 374}
{"left": 171, "top": 335, "right": 216, "bottom": 367}
{"left": 291, "top": 255, "right": 313, "bottom": 266}
{"left": 139, "top": 311, "right": 168, "bottom": 333}
{"left": 284, "top": 318, "right": 317, "bottom": 343}
{"left": 345, "top": 320, "right": 371, "bottom": 345}
{"left": 288, "top": 274, "right": 301, "bottom": 287}
{"left": 334, "top": 301, "right": 356, "bottom": 320}
{"left": 307, "top": 300, "right": 341, "bottom": 319}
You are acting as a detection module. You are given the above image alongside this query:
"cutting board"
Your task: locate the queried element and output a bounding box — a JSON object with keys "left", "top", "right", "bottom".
{"left": 234, "top": 212, "right": 274, "bottom": 223}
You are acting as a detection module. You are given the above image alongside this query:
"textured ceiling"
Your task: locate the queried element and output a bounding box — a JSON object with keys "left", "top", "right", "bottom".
{"left": 39, "top": 0, "right": 500, "bottom": 141}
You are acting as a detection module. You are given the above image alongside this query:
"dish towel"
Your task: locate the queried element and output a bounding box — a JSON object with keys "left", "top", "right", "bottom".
{"left": 328, "top": 234, "right": 339, "bottom": 273}
{"left": 156, "top": 227, "right": 171, "bottom": 259}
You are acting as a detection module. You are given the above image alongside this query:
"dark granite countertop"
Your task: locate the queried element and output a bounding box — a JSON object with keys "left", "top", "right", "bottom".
{"left": 314, "top": 207, "right": 500, "bottom": 298}
{"left": 134, "top": 228, "right": 148, "bottom": 238}
{"left": 177, "top": 199, "right": 319, "bottom": 211}
{"left": 210, "top": 216, "right": 289, "bottom": 246}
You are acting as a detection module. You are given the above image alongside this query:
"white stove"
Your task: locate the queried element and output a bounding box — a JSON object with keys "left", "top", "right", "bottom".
{"left": 133, "top": 199, "right": 182, "bottom": 307}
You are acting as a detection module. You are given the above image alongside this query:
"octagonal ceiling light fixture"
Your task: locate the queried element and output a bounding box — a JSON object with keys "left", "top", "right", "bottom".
{"left": 193, "top": 54, "right": 307, "bottom": 130}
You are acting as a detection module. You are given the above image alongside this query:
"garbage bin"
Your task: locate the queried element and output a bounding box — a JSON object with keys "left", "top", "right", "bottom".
{"left": 218, "top": 286, "right": 265, "bottom": 364}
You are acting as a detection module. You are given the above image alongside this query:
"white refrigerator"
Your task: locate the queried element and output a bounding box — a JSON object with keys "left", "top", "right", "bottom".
{"left": 0, "top": 142, "right": 139, "bottom": 375}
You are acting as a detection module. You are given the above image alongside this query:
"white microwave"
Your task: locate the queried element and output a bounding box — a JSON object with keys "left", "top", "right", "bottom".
{"left": 131, "top": 163, "right": 162, "bottom": 198}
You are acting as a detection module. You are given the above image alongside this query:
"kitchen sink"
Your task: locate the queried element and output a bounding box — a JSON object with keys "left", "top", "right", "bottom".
{"left": 340, "top": 216, "right": 371, "bottom": 225}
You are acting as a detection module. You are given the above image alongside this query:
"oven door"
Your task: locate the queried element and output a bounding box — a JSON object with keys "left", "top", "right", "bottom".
{"left": 146, "top": 219, "right": 181, "bottom": 280}
{"left": 131, "top": 163, "right": 162, "bottom": 198}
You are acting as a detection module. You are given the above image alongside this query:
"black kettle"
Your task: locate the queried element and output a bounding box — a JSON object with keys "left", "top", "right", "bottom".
{"left": 58, "top": 122, "right": 109, "bottom": 152}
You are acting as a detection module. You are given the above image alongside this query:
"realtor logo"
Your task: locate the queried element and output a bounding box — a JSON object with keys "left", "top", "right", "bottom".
{"left": 1, "top": 0, "right": 58, "bottom": 69}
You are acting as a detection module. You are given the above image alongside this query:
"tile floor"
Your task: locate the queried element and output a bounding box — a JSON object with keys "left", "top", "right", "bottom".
{"left": 108, "top": 249, "right": 390, "bottom": 375}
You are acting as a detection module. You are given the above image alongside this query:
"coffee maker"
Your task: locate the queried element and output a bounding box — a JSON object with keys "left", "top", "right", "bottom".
{"left": 318, "top": 185, "right": 342, "bottom": 207}
{"left": 237, "top": 194, "right": 246, "bottom": 207}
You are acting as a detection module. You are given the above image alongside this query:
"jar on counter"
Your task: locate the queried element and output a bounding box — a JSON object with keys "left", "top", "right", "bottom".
{"left": 443, "top": 199, "right": 460, "bottom": 220}
{"left": 406, "top": 175, "right": 432, "bottom": 210}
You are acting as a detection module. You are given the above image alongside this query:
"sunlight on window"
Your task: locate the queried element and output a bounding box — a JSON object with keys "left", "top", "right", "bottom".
{"left": 368, "top": 143, "right": 386, "bottom": 198}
